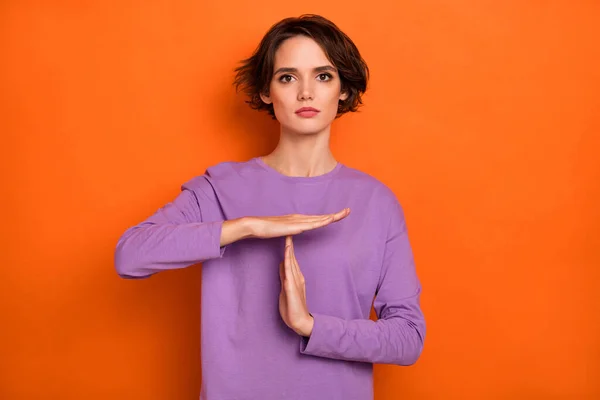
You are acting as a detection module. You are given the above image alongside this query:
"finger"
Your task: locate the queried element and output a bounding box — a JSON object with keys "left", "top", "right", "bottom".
{"left": 279, "top": 261, "right": 285, "bottom": 286}
{"left": 288, "top": 214, "right": 337, "bottom": 222}
{"left": 292, "top": 252, "right": 304, "bottom": 286}
{"left": 288, "top": 237, "right": 300, "bottom": 284}
{"left": 331, "top": 208, "right": 351, "bottom": 221}
{"left": 284, "top": 210, "right": 350, "bottom": 234}
{"left": 281, "top": 211, "right": 349, "bottom": 223}
{"left": 307, "top": 208, "right": 349, "bottom": 225}
{"left": 290, "top": 238, "right": 300, "bottom": 272}
{"left": 300, "top": 217, "right": 336, "bottom": 230}
{"left": 314, "top": 208, "right": 350, "bottom": 219}
{"left": 288, "top": 242, "right": 300, "bottom": 286}
{"left": 287, "top": 238, "right": 305, "bottom": 287}
{"left": 285, "top": 236, "right": 295, "bottom": 263}
{"left": 279, "top": 261, "right": 288, "bottom": 299}
{"left": 284, "top": 243, "right": 294, "bottom": 288}
{"left": 292, "top": 217, "right": 336, "bottom": 230}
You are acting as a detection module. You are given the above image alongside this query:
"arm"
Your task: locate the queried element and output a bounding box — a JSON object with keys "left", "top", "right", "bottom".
{"left": 114, "top": 178, "right": 251, "bottom": 279}
{"left": 299, "top": 196, "right": 426, "bottom": 365}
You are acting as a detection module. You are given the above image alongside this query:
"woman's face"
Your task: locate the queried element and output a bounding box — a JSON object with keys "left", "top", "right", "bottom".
{"left": 260, "top": 35, "right": 348, "bottom": 136}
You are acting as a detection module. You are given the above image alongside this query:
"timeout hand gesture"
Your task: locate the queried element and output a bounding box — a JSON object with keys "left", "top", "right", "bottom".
{"left": 279, "top": 235, "right": 313, "bottom": 337}
{"left": 219, "top": 208, "right": 352, "bottom": 337}
{"left": 220, "top": 208, "right": 350, "bottom": 247}
{"left": 248, "top": 208, "right": 350, "bottom": 239}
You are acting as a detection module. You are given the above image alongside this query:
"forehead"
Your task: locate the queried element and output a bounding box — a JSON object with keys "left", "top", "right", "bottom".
{"left": 273, "top": 35, "right": 332, "bottom": 68}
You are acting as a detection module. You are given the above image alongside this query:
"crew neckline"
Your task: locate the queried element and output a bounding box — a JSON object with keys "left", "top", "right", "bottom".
{"left": 253, "top": 156, "right": 344, "bottom": 183}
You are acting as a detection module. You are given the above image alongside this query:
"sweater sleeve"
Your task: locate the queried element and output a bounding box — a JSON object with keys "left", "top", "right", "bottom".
{"left": 299, "top": 196, "right": 426, "bottom": 365}
{"left": 114, "top": 176, "right": 226, "bottom": 279}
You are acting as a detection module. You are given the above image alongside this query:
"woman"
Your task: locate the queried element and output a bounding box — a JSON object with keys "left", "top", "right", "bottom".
{"left": 115, "top": 14, "right": 426, "bottom": 400}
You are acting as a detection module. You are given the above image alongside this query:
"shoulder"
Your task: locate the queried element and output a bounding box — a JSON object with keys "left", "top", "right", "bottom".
{"left": 179, "top": 159, "right": 258, "bottom": 196}
{"left": 340, "top": 164, "right": 403, "bottom": 210}
{"left": 206, "top": 159, "right": 261, "bottom": 179}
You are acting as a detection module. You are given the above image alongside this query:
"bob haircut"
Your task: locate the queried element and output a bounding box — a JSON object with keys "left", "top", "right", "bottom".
{"left": 233, "top": 14, "right": 370, "bottom": 119}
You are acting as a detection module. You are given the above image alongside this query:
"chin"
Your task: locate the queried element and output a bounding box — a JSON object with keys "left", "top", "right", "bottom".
{"left": 285, "top": 123, "right": 329, "bottom": 136}
{"left": 278, "top": 116, "right": 334, "bottom": 136}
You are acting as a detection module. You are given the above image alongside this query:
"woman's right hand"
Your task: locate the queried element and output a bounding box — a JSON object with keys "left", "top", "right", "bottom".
{"left": 247, "top": 208, "right": 351, "bottom": 238}
{"left": 220, "top": 208, "right": 350, "bottom": 246}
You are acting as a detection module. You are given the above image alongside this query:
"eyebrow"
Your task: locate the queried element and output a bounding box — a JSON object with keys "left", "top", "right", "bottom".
{"left": 273, "top": 65, "right": 337, "bottom": 75}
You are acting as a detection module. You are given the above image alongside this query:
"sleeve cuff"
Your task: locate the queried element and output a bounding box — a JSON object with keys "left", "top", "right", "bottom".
{"left": 203, "top": 220, "right": 227, "bottom": 259}
{"left": 299, "top": 312, "right": 336, "bottom": 357}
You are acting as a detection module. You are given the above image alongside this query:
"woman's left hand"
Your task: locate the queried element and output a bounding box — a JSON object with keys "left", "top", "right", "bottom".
{"left": 279, "top": 235, "right": 314, "bottom": 337}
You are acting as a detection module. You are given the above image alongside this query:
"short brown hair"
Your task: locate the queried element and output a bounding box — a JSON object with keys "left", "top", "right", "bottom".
{"left": 233, "top": 14, "right": 370, "bottom": 119}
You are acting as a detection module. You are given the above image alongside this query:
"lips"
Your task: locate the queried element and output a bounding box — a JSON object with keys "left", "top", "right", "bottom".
{"left": 295, "top": 107, "right": 320, "bottom": 118}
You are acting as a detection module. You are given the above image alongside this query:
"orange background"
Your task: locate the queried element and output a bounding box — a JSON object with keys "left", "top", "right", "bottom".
{"left": 2, "top": 1, "right": 599, "bottom": 399}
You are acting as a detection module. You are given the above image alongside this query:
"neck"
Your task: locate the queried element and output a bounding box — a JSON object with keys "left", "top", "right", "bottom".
{"left": 261, "top": 125, "right": 337, "bottom": 178}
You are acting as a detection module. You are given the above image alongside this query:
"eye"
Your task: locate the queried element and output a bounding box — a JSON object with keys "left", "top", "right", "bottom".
{"left": 278, "top": 74, "right": 295, "bottom": 83}
{"left": 317, "top": 73, "right": 333, "bottom": 81}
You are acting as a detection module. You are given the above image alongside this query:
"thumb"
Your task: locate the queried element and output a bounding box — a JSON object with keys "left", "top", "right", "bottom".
{"left": 279, "top": 261, "right": 285, "bottom": 284}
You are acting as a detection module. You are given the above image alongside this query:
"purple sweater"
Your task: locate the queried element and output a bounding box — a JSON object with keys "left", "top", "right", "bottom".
{"left": 114, "top": 157, "right": 426, "bottom": 400}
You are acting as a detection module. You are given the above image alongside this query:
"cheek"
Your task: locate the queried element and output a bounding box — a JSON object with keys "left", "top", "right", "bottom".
{"left": 325, "top": 90, "right": 343, "bottom": 112}
{"left": 271, "top": 97, "right": 291, "bottom": 119}
{"left": 269, "top": 91, "right": 294, "bottom": 122}
{"left": 270, "top": 91, "right": 292, "bottom": 111}
{"left": 326, "top": 84, "right": 343, "bottom": 103}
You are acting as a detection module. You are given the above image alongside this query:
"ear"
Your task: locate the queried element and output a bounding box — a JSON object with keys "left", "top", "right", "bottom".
{"left": 339, "top": 90, "right": 349, "bottom": 101}
{"left": 260, "top": 92, "right": 272, "bottom": 105}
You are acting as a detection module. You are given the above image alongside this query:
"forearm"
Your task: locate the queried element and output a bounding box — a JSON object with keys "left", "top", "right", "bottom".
{"left": 299, "top": 312, "right": 424, "bottom": 365}
{"left": 115, "top": 220, "right": 225, "bottom": 278}
{"left": 220, "top": 217, "right": 255, "bottom": 247}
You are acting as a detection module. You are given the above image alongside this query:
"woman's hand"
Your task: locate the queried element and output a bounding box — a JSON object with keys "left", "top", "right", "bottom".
{"left": 279, "top": 235, "right": 314, "bottom": 337}
{"left": 220, "top": 208, "right": 350, "bottom": 247}
{"left": 248, "top": 208, "right": 350, "bottom": 239}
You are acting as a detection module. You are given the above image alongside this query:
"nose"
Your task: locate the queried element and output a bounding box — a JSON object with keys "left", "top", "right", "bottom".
{"left": 297, "top": 80, "right": 314, "bottom": 101}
